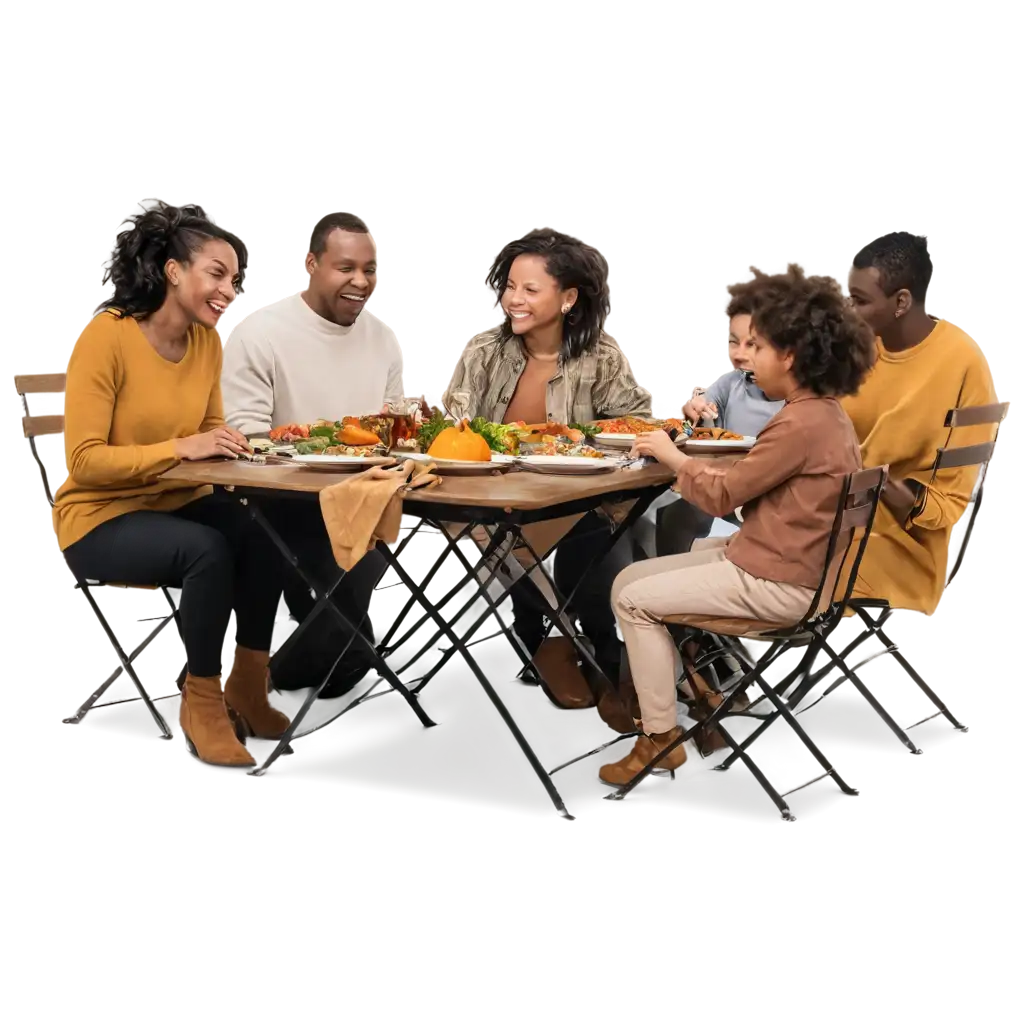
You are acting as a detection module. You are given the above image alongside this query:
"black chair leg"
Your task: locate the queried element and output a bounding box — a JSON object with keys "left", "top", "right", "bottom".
{"left": 66, "top": 618, "right": 178, "bottom": 741}
{"left": 802, "top": 598, "right": 962, "bottom": 753}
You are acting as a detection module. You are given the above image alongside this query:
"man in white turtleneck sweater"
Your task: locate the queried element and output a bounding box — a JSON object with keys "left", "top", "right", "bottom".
{"left": 222, "top": 213, "right": 402, "bottom": 699}
{"left": 223, "top": 212, "right": 404, "bottom": 433}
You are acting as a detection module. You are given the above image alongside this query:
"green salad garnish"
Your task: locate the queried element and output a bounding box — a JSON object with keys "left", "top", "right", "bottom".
{"left": 470, "top": 417, "right": 517, "bottom": 453}
{"left": 416, "top": 409, "right": 450, "bottom": 451}
{"left": 308, "top": 424, "right": 337, "bottom": 439}
{"left": 294, "top": 437, "right": 331, "bottom": 454}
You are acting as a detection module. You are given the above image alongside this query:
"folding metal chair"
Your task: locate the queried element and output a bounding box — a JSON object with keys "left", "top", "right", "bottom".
{"left": 606, "top": 466, "right": 887, "bottom": 821}
{"left": 798, "top": 401, "right": 999, "bottom": 753}
{"left": 9, "top": 374, "right": 181, "bottom": 737}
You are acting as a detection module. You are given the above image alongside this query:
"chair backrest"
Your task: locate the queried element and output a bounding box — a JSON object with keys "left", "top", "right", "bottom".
{"left": 802, "top": 465, "right": 888, "bottom": 627}
{"left": 14, "top": 374, "right": 66, "bottom": 507}
{"left": 933, "top": 401, "right": 1010, "bottom": 587}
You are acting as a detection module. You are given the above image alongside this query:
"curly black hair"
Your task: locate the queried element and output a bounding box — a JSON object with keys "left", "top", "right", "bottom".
{"left": 736, "top": 264, "right": 877, "bottom": 397}
{"left": 853, "top": 231, "right": 933, "bottom": 303}
{"left": 97, "top": 200, "right": 248, "bottom": 318}
{"left": 486, "top": 228, "right": 610, "bottom": 358}
{"left": 725, "top": 280, "right": 756, "bottom": 319}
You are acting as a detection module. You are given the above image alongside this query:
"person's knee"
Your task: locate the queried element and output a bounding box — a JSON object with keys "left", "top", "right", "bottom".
{"left": 612, "top": 573, "right": 645, "bottom": 620}
{"left": 187, "top": 527, "right": 235, "bottom": 583}
{"left": 611, "top": 563, "right": 637, "bottom": 607}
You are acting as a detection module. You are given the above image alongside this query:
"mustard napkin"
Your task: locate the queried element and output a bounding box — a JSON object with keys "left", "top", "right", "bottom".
{"left": 319, "top": 460, "right": 441, "bottom": 570}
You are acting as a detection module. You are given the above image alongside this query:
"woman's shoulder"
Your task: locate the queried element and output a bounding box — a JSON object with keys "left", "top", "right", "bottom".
{"left": 454, "top": 326, "right": 507, "bottom": 366}
{"left": 72, "top": 309, "right": 130, "bottom": 357}
{"left": 464, "top": 325, "right": 505, "bottom": 350}
{"left": 591, "top": 331, "right": 630, "bottom": 366}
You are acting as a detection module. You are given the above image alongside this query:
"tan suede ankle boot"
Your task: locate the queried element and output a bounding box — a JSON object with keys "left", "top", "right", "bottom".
{"left": 598, "top": 726, "right": 687, "bottom": 786}
{"left": 223, "top": 646, "right": 291, "bottom": 740}
{"left": 180, "top": 674, "right": 256, "bottom": 767}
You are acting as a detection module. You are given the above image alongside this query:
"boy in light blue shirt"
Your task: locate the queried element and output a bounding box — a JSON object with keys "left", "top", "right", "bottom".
{"left": 657, "top": 286, "right": 782, "bottom": 554}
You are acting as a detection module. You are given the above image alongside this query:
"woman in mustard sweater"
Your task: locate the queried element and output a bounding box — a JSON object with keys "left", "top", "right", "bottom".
{"left": 54, "top": 201, "right": 289, "bottom": 767}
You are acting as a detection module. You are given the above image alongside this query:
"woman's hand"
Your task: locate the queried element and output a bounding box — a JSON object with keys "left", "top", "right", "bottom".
{"left": 683, "top": 396, "right": 719, "bottom": 423}
{"left": 630, "top": 430, "right": 687, "bottom": 471}
{"left": 175, "top": 426, "right": 251, "bottom": 461}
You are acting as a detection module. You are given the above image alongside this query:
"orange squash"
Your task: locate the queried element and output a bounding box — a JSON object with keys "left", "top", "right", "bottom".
{"left": 335, "top": 424, "right": 382, "bottom": 446}
{"left": 427, "top": 419, "right": 492, "bottom": 462}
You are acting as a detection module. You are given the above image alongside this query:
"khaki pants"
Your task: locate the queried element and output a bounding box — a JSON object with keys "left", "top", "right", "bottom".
{"left": 612, "top": 538, "right": 814, "bottom": 733}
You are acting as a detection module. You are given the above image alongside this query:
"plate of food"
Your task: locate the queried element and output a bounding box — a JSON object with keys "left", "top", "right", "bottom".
{"left": 518, "top": 454, "right": 619, "bottom": 475}
{"left": 288, "top": 451, "right": 397, "bottom": 470}
{"left": 682, "top": 428, "right": 756, "bottom": 451}
{"left": 269, "top": 414, "right": 412, "bottom": 450}
{"left": 397, "top": 451, "right": 514, "bottom": 475}
{"left": 591, "top": 417, "right": 687, "bottom": 448}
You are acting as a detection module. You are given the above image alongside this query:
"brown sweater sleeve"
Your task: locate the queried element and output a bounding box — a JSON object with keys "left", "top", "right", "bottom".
{"left": 675, "top": 410, "right": 807, "bottom": 517}
{"left": 64, "top": 318, "right": 180, "bottom": 488}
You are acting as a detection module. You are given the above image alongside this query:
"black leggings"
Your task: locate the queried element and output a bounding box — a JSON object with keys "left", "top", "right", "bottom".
{"left": 63, "top": 495, "right": 282, "bottom": 677}
{"left": 509, "top": 510, "right": 631, "bottom": 655}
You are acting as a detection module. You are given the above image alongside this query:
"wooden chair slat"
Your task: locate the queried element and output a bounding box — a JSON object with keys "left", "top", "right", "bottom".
{"left": 23, "top": 414, "right": 65, "bottom": 438}
{"left": 14, "top": 373, "right": 66, "bottom": 395}
{"left": 934, "top": 440, "right": 996, "bottom": 471}
{"left": 944, "top": 402, "right": 1009, "bottom": 428}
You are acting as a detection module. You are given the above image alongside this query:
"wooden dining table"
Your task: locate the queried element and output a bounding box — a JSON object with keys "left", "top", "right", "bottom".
{"left": 161, "top": 453, "right": 732, "bottom": 818}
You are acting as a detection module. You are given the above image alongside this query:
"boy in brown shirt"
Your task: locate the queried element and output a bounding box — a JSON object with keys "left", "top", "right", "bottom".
{"left": 599, "top": 264, "right": 877, "bottom": 785}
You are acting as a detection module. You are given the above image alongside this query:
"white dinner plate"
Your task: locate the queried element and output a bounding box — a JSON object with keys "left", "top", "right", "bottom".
{"left": 392, "top": 451, "right": 513, "bottom": 475}
{"left": 517, "top": 455, "right": 619, "bottom": 475}
{"left": 288, "top": 453, "right": 396, "bottom": 470}
{"left": 594, "top": 432, "right": 687, "bottom": 450}
{"left": 682, "top": 436, "right": 757, "bottom": 451}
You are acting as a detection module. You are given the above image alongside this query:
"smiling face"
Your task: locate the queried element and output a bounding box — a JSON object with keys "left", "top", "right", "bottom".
{"left": 749, "top": 325, "right": 796, "bottom": 400}
{"left": 727, "top": 312, "right": 755, "bottom": 370}
{"left": 500, "top": 254, "right": 577, "bottom": 336}
{"left": 305, "top": 229, "right": 377, "bottom": 326}
{"left": 166, "top": 238, "right": 239, "bottom": 329}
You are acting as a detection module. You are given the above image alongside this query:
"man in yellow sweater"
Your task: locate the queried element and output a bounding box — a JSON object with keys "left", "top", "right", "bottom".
{"left": 843, "top": 232, "right": 997, "bottom": 614}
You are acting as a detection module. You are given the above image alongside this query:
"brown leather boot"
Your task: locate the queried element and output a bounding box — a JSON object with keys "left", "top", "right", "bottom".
{"left": 223, "top": 646, "right": 291, "bottom": 740}
{"left": 593, "top": 675, "right": 638, "bottom": 733}
{"left": 599, "top": 726, "right": 687, "bottom": 786}
{"left": 532, "top": 637, "right": 597, "bottom": 709}
{"left": 180, "top": 674, "right": 256, "bottom": 767}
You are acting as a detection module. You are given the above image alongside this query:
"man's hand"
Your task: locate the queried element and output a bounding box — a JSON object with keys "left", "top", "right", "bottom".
{"left": 631, "top": 430, "right": 688, "bottom": 472}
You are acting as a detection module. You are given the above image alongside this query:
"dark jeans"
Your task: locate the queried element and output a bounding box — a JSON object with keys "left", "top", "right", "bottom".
{"left": 509, "top": 510, "right": 631, "bottom": 658}
{"left": 258, "top": 499, "right": 386, "bottom": 694}
{"left": 63, "top": 494, "right": 282, "bottom": 678}
{"left": 656, "top": 499, "right": 740, "bottom": 556}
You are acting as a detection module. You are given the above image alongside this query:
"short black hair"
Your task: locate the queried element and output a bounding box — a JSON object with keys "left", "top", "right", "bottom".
{"left": 486, "top": 228, "right": 611, "bottom": 359}
{"left": 739, "top": 263, "right": 877, "bottom": 397}
{"left": 97, "top": 200, "right": 247, "bottom": 319}
{"left": 309, "top": 212, "right": 370, "bottom": 256}
{"left": 852, "top": 231, "right": 933, "bottom": 303}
